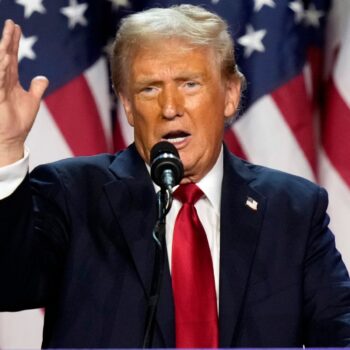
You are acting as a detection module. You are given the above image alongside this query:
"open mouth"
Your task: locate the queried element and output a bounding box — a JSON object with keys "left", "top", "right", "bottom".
{"left": 162, "top": 131, "right": 190, "bottom": 144}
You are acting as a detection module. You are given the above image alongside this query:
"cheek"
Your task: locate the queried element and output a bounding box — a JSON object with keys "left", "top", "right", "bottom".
{"left": 132, "top": 110, "right": 161, "bottom": 148}
{"left": 133, "top": 120, "right": 155, "bottom": 146}
{"left": 136, "top": 94, "right": 162, "bottom": 117}
{"left": 132, "top": 102, "right": 156, "bottom": 130}
{"left": 197, "top": 103, "right": 226, "bottom": 134}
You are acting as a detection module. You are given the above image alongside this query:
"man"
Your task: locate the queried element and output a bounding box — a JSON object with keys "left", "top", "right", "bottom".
{"left": 0, "top": 4, "right": 350, "bottom": 348}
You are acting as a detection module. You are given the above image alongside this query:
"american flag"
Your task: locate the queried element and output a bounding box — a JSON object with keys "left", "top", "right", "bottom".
{"left": 0, "top": 0, "right": 349, "bottom": 347}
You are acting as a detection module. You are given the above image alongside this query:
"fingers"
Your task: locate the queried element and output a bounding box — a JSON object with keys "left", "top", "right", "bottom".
{"left": 0, "top": 20, "right": 21, "bottom": 64}
{"left": 29, "top": 76, "right": 49, "bottom": 100}
{"left": 0, "top": 20, "right": 16, "bottom": 58}
{"left": 0, "top": 47, "right": 10, "bottom": 99}
{"left": 0, "top": 20, "right": 21, "bottom": 91}
{"left": 7, "top": 24, "right": 21, "bottom": 85}
{"left": 11, "top": 24, "right": 21, "bottom": 59}
{"left": 0, "top": 53, "right": 10, "bottom": 79}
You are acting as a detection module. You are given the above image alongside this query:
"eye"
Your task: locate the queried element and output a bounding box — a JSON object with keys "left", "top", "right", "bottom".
{"left": 143, "top": 86, "right": 155, "bottom": 93}
{"left": 185, "top": 81, "right": 199, "bottom": 88}
{"left": 140, "top": 86, "right": 158, "bottom": 96}
{"left": 182, "top": 80, "right": 201, "bottom": 93}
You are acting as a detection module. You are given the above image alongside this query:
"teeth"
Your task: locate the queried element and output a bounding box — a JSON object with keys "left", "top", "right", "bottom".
{"left": 166, "top": 136, "right": 187, "bottom": 143}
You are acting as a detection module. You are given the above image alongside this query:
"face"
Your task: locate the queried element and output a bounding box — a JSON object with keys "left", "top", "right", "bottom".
{"left": 119, "top": 38, "right": 241, "bottom": 183}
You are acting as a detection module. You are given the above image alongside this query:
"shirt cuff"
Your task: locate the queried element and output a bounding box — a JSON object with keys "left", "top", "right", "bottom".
{"left": 0, "top": 147, "right": 29, "bottom": 200}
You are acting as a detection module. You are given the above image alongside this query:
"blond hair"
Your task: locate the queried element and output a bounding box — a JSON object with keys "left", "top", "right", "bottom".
{"left": 110, "top": 4, "right": 245, "bottom": 94}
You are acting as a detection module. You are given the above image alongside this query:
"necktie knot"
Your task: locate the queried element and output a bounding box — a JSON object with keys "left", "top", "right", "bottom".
{"left": 174, "top": 183, "right": 204, "bottom": 205}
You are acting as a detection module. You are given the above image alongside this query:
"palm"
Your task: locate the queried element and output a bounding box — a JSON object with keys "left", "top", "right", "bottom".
{"left": 0, "top": 82, "right": 41, "bottom": 142}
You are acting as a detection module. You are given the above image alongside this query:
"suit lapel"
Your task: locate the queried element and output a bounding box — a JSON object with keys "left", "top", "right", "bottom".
{"left": 103, "top": 144, "right": 174, "bottom": 347}
{"left": 104, "top": 145, "right": 157, "bottom": 294}
{"left": 219, "top": 149, "right": 267, "bottom": 347}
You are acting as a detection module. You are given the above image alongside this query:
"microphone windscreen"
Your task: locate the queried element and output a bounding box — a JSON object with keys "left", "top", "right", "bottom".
{"left": 150, "top": 141, "right": 179, "bottom": 163}
{"left": 150, "top": 141, "right": 184, "bottom": 187}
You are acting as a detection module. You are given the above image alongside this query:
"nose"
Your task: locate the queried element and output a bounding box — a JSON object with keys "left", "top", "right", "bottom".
{"left": 159, "top": 84, "right": 184, "bottom": 119}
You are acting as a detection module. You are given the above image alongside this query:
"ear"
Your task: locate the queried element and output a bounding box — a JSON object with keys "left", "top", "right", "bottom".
{"left": 224, "top": 78, "right": 241, "bottom": 119}
{"left": 118, "top": 92, "right": 135, "bottom": 127}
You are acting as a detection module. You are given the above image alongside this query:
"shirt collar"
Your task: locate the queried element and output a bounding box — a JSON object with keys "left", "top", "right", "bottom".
{"left": 147, "top": 145, "right": 224, "bottom": 215}
{"left": 196, "top": 145, "right": 223, "bottom": 216}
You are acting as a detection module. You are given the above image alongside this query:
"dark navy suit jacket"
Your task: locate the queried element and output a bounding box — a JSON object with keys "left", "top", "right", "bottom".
{"left": 1, "top": 143, "right": 350, "bottom": 347}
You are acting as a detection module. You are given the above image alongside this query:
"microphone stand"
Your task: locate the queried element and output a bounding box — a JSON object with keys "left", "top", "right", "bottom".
{"left": 142, "top": 186, "right": 173, "bottom": 348}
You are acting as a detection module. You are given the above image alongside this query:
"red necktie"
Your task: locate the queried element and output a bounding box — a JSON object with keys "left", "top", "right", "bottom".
{"left": 172, "top": 183, "right": 219, "bottom": 348}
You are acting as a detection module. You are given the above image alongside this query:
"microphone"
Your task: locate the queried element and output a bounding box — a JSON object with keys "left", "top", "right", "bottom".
{"left": 145, "top": 141, "right": 183, "bottom": 347}
{"left": 150, "top": 141, "right": 184, "bottom": 189}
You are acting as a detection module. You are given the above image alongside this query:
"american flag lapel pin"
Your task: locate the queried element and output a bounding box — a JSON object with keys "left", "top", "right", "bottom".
{"left": 245, "top": 196, "right": 258, "bottom": 211}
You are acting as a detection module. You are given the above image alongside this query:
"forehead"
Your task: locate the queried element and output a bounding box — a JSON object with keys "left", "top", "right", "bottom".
{"left": 128, "top": 38, "right": 221, "bottom": 81}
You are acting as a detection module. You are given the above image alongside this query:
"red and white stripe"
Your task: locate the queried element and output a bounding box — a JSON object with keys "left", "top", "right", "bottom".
{"left": 28, "top": 56, "right": 113, "bottom": 170}
{"left": 319, "top": 0, "right": 350, "bottom": 269}
{"left": 228, "top": 78, "right": 316, "bottom": 182}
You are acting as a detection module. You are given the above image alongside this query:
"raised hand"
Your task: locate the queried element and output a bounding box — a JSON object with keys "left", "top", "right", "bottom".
{"left": 0, "top": 19, "right": 49, "bottom": 166}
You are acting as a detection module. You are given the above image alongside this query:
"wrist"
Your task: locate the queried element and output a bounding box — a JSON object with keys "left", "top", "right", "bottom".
{"left": 0, "top": 142, "right": 25, "bottom": 167}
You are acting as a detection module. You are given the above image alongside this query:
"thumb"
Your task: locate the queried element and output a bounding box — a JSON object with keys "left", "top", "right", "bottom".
{"left": 29, "top": 75, "right": 49, "bottom": 100}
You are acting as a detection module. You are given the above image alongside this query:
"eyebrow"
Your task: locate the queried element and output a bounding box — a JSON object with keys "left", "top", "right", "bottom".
{"left": 135, "top": 72, "right": 206, "bottom": 87}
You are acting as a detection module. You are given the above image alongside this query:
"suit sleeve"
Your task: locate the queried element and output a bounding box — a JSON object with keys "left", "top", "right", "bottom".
{"left": 303, "top": 187, "right": 350, "bottom": 346}
{"left": 0, "top": 165, "right": 70, "bottom": 311}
